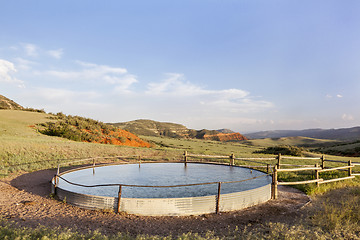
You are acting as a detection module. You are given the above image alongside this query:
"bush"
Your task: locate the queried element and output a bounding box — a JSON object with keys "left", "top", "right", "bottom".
{"left": 23, "top": 107, "right": 46, "bottom": 113}
{"left": 254, "top": 145, "right": 304, "bottom": 156}
{"left": 37, "top": 113, "right": 119, "bottom": 143}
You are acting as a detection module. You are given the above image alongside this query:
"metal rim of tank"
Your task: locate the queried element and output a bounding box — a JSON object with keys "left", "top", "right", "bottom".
{"left": 51, "top": 161, "right": 272, "bottom": 216}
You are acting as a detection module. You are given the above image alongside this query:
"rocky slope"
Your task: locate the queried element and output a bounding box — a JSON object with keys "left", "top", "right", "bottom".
{"left": 203, "top": 132, "right": 248, "bottom": 141}
{"left": 0, "top": 95, "right": 24, "bottom": 110}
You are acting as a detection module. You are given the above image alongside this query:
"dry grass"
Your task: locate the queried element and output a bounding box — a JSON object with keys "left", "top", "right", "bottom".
{"left": 0, "top": 110, "right": 175, "bottom": 176}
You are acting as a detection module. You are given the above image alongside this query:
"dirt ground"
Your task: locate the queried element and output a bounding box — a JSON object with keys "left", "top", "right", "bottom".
{"left": 0, "top": 169, "right": 310, "bottom": 237}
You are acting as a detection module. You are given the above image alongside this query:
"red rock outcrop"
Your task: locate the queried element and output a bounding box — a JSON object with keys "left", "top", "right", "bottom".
{"left": 203, "top": 132, "right": 248, "bottom": 141}
{"left": 82, "top": 129, "right": 152, "bottom": 148}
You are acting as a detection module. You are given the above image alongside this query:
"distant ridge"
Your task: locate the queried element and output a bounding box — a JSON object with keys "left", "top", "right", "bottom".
{"left": 217, "top": 129, "right": 234, "bottom": 134}
{"left": 246, "top": 127, "right": 360, "bottom": 141}
{"left": 110, "top": 119, "right": 248, "bottom": 142}
{"left": 110, "top": 119, "right": 189, "bottom": 138}
{"left": 0, "top": 95, "right": 24, "bottom": 110}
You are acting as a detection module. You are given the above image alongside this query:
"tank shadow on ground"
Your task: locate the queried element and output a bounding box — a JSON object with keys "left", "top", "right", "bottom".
{"left": 10, "top": 169, "right": 57, "bottom": 197}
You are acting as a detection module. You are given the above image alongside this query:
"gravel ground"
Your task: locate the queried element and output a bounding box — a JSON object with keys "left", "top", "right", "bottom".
{"left": 0, "top": 169, "right": 310, "bottom": 237}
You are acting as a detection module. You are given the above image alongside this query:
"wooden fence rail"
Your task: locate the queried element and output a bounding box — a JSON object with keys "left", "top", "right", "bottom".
{"left": 278, "top": 179, "right": 323, "bottom": 186}
{"left": 319, "top": 176, "right": 355, "bottom": 184}
{"left": 272, "top": 159, "right": 356, "bottom": 199}
{"left": 318, "top": 165, "right": 354, "bottom": 172}
{"left": 277, "top": 167, "right": 322, "bottom": 172}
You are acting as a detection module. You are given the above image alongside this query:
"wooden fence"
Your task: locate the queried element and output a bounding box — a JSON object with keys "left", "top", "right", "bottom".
{"left": 183, "top": 151, "right": 360, "bottom": 200}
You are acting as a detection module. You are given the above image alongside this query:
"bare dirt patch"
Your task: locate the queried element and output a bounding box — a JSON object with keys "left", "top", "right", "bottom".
{"left": 0, "top": 169, "right": 310, "bottom": 237}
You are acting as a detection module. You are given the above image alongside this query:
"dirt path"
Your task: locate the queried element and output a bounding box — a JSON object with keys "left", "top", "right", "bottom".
{"left": 0, "top": 169, "right": 310, "bottom": 237}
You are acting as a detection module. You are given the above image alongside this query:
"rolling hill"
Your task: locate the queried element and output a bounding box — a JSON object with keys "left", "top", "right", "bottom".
{"left": 247, "top": 127, "right": 360, "bottom": 141}
{"left": 110, "top": 119, "right": 248, "bottom": 141}
{"left": 0, "top": 95, "right": 151, "bottom": 148}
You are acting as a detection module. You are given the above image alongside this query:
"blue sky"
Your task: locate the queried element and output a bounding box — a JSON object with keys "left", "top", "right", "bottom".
{"left": 1, "top": 1, "right": 360, "bottom": 133}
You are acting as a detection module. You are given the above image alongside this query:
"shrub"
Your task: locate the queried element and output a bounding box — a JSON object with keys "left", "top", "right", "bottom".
{"left": 37, "top": 113, "right": 119, "bottom": 144}
{"left": 254, "top": 145, "right": 304, "bottom": 156}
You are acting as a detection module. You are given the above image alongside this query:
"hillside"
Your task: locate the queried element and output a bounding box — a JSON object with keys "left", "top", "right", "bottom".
{"left": 0, "top": 94, "right": 151, "bottom": 148}
{"left": 247, "top": 127, "right": 360, "bottom": 141}
{"left": 110, "top": 119, "right": 248, "bottom": 142}
{"left": 37, "top": 113, "right": 151, "bottom": 148}
{"left": 111, "top": 119, "right": 189, "bottom": 138}
{"left": 203, "top": 132, "right": 247, "bottom": 141}
{"left": 0, "top": 95, "right": 24, "bottom": 110}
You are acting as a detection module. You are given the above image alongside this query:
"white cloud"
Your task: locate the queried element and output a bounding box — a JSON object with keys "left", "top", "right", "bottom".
{"left": 47, "top": 48, "right": 64, "bottom": 59}
{"left": 326, "top": 94, "right": 343, "bottom": 99}
{"left": 0, "top": 59, "right": 25, "bottom": 88}
{"left": 146, "top": 73, "right": 274, "bottom": 113}
{"left": 22, "top": 43, "right": 38, "bottom": 57}
{"left": 9, "top": 45, "right": 18, "bottom": 51}
{"left": 75, "top": 61, "right": 127, "bottom": 74}
{"left": 33, "top": 87, "right": 100, "bottom": 101}
{"left": 342, "top": 114, "right": 354, "bottom": 121}
{"left": 21, "top": 87, "right": 108, "bottom": 114}
{"left": 146, "top": 73, "right": 207, "bottom": 96}
{"left": 14, "top": 58, "right": 37, "bottom": 70}
{"left": 38, "top": 61, "right": 137, "bottom": 92}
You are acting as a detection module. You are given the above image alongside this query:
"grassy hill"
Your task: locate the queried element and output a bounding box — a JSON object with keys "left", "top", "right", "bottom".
{"left": 110, "top": 119, "right": 248, "bottom": 141}
{"left": 0, "top": 110, "right": 160, "bottom": 175}
{"left": 314, "top": 140, "right": 360, "bottom": 157}
{"left": 37, "top": 113, "right": 151, "bottom": 148}
{"left": 111, "top": 119, "right": 190, "bottom": 138}
{"left": 247, "top": 127, "right": 360, "bottom": 141}
{"left": 244, "top": 136, "right": 338, "bottom": 148}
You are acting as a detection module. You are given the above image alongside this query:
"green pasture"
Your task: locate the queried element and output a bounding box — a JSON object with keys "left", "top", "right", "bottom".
{"left": 141, "top": 135, "right": 266, "bottom": 157}
{"left": 245, "top": 136, "right": 338, "bottom": 148}
{"left": 1, "top": 109, "right": 359, "bottom": 176}
{"left": 0, "top": 110, "right": 170, "bottom": 175}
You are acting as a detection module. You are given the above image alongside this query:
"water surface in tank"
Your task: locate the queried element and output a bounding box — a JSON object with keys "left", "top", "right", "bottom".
{"left": 58, "top": 163, "right": 271, "bottom": 198}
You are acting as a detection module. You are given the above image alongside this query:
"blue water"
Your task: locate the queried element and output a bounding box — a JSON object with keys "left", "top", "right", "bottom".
{"left": 58, "top": 163, "right": 271, "bottom": 198}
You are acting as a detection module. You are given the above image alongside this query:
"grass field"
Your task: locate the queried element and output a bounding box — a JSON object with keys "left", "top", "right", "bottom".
{"left": 1, "top": 109, "right": 360, "bottom": 239}
{"left": 0, "top": 110, "right": 173, "bottom": 175}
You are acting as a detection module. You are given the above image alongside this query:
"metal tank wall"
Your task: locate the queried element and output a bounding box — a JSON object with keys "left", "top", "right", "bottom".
{"left": 54, "top": 182, "right": 271, "bottom": 216}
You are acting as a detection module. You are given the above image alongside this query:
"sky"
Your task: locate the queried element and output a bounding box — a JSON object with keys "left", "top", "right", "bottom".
{"left": 1, "top": 0, "right": 360, "bottom": 133}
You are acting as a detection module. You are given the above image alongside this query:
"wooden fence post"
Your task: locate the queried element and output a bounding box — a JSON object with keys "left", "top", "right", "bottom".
{"left": 54, "top": 174, "right": 58, "bottom": 188}
{"left": 117, "top": 185, "right": 122, "bottom": 213}
{"left": 184, "top": 151, "right": 188, "bottom": 163}
{"left": 230, "top": 153, "right": 235, "bottom": 166}
{"left": 51, "top": 174, "right": 57, "bottom": 194}
{"left": 272, "top": 166, "right": 278, "bottom": 199}
{"left": 138, "top": 155, "right": 141, "bottom": 168}
{"left": 348, "top": 160, "right": 352, "bottom": 177}
{"left": 277, "top": 153, "right": 281, "bottom": 169}
{"left": 321, "top": 155, "right": 325, "bottom": 169}
{"left": 315, "top": 163, "right": 319, "bottom": 187}
{"left": 57, "top": 164, "right": 60, "bottom": 176}
{"left": 216, "top": 182, "right": 222, "bottom": 214}
{"left": 92, "top": 158, "right": 96, "bottom": 175}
